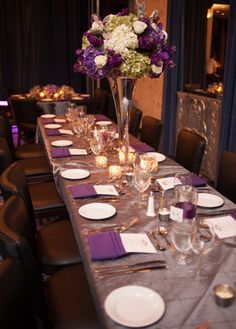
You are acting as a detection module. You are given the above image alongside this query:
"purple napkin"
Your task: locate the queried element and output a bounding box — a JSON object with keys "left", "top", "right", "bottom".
{"left": 46, "top": 129, "right": 61, "bottom": 136}
{"left": 88, "top": 231, "right": 127, "bottom": 261}
{"left": 70, "top": 184, "right": 97, "bottom": 198}
{"left": 131, "top": 143, "right": 155, "bottom": 154}
{"left": 51, "top": 147, "right": 70, "bottom": 158}
{"left": 41, "top": 118, "right": 55, "bottom": 124}
{"left": 231, "top": 212, "right": 236, "bottom": 220}
{"left": 94, "top": 114, "right": 109, "bottom": 121}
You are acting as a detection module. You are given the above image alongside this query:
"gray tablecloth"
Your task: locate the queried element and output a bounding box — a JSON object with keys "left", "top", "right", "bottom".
{"left": 38, "top": 118, "right": 236, "bottom": 329}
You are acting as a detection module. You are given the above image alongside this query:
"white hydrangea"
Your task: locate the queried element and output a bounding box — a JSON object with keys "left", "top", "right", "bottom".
{"left": 104, "top": 24, "right": 138, "bottom": 55}
{"left": 91, "top": 20, "right": 104, "bottom": 32}
{"left": 151, "top": 64, "right": 163, "bottom": 75}
{"left": 94, "top": 55, "right": 108, "bottom": 68}
{"left": 133, "top": 21, "right": 147, "bottom": 34}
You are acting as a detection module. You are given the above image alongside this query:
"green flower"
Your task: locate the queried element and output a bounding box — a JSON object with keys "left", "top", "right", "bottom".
{"left": 104, "top": 14, "right": 137, "bottom": 33}
{"left": 120, "top": 51, "right": 151, "bottom": 78}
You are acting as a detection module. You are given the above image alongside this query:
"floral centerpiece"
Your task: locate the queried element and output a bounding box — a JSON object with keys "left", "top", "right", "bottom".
{"left": 74, "top": 8, "right": 175, "bottom": 164}
{"left": 29, "top": 84, "right": 75, "bottom": 100}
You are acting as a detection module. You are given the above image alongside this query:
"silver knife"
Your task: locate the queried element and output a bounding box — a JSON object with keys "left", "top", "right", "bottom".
{"left": 94, "top": 260, "right": 166, "bottom": 272}
{"left": 97, "top": 264, "right": 168, "bottom": 278}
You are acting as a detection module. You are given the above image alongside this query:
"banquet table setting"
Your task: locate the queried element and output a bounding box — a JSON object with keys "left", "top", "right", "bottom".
{"left": 37, "top": 112, "right": 236, "bottom": 329}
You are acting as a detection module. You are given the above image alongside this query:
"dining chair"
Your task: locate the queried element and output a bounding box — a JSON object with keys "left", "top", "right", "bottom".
{"left": 0, "top": 161, "right": 81, "bottom": 267}
{"left": 0, "top": 195, "right": 102, "bottom": 329}
{"left": 129, "top": 106, "right": 143, "bottom": 137}
{"left": 139, "top": 115, "right": 163, "bottom": 150}
{"left": 216, "top": 150, "right": 236, "bottom": 203}
{"left": 175, "top": 128, "right": 206, "bottom": 174}
{"left": 0, "top": 136, "right": 52, "bottom": 182}
{"left": 0, "top": 258, "right": 35, "bottom": 329}
{"left": 10, "top": 96, "right": 42, "bottom": 145}
{"left": 0, "top": 112, "right": 45, "bottom": 159}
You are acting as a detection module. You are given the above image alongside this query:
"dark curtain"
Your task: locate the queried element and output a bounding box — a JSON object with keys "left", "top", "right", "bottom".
{"left": 161, "top": 0, "right": 208, "bottom": 155}
{"left": 0, "top": 0, "right": 88, "bottom": 93}
{"left": 218, "top": 0, "right": 236, "bottom": 154}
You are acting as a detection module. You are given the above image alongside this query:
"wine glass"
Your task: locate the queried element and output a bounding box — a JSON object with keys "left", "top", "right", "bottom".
{"left": 174, "top": 173, "right": 192, "bottom": 187}
{"left": 171, "top": 221, "right": 196, "bottom": 265}
{"left": 89, "top": 132, "right": 105, "bottom": 155}
{"left": 190, "top": 222, "right": 215, "bottom": 279}
{"left": 65, "top": 103, "right": 78, "bottom": 123}
{"left": 72, "top": 118, "right": 85, "bottom": 147}
{"left": 77, "top": 105, "right": 87, "bottom": 117}
{"left": 133, "top": 169, "right": 151, "bottom": 207}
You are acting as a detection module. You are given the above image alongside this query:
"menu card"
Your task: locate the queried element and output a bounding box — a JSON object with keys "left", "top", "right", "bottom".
{"left": 120, "top": 233, "right": 157, "bottom": 253}
{"left": 156, "top": 177, "right": 175, "bottom": 191}
{"left": 204, "top": 215, "right": 236, "bottom": 239}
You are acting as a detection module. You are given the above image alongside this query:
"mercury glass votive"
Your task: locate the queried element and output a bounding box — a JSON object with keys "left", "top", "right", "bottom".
{"left": 119, "top": 150, "right": 125, "bottom": 164}
{"left": 95, "top": 155, "right": 108, "bottom": 169}
{"left": 128, "top": 152, "right": 136, "bottom": 165}
{"left": 109, "top": 165, "right": 122, "bottom": 180}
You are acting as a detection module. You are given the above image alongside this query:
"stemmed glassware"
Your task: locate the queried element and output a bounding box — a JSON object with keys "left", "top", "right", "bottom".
{"left": 171, "top": 221, "right": 196, "bottom": 265}
{"left": 190, "top": 222, "right": 215, "bottom": 279}
{"left": 65, "top": 103, "right": 78, "bottom": 124}
{"left": 89, "top": 130, "right": 105, "bottom": 155}
{"left": 133, "top": 169, "right": 151, "bottom": 207}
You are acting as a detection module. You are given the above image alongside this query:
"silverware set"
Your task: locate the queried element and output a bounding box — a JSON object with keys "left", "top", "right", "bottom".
{"left": 81, "top": 217, "right": 139, "bottom": 234}
{"left": 94, "top": 260, "right": 168, "bottom": 278}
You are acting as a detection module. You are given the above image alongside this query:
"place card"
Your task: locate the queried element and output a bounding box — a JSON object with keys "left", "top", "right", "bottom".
{"left": 120, "top": 233, "right": 157, "bottom": 253}
{"left": 204, "top": 215, "right": 236, "bottom": 239}
{"left": 94, "top": 185, "right": 119, "bottom": 196}
{"left": 69, "top": 148, "right": 87, "bottom": 155}
{"left": 156, "top": 177, "right": 175, "bottom": 191}
{"left": 59, "top": 129, "right": 73, "bottom": 135}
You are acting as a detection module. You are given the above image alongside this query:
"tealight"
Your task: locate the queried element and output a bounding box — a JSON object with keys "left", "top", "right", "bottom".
{"left": 213, "top": 284, "right": 235, "bottom": 307}
{"left": 119, "top": 150, "right": 125, "bottom": 164}
{"left": 109, "top": 165, "right": 122, "bottom": 180}
{"left": 95, "top": 155, "right": 108, "bottom": 169}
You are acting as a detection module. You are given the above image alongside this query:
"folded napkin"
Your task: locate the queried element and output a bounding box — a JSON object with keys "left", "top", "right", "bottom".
{"left": 231, "top": 212, "right": 236, "bottom": 220}
{"left": 130, "top": 143, "right": 155, "bottom": 154}
{"left": 70, "top": 184, "right": 97, "bottom": 198}
{"left": 88, "top": 231, "right": 127, "bottom": 260}
{"left": 46, "top": 129, "right": 61, "bottom": 136}
{"left": 51, "top": 147, "right": 70, "bottom": 158}
{"left": 190, "top": 174, "right": 206, "bottom": 187}
{"left": 41, "top": 118, "right": 55, "bottom": 124}
{"left": 94, "top": 114, "right": 109, "bottom": 121}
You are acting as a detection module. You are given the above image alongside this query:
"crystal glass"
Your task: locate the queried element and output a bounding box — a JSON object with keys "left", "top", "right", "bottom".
{"left": 77, "top": 105, "right": 87, "bottom": 117}
{"left": 173, "top": 185, "right": 198, "bottom": 222}
{"left": 89, "top": 132, "right": 105, "bottom": 155}
{"left": 190, "top": 222, "right": 215, "bottom": 279}
{"left": 174, "top": 173, "right": 192, "bottom": 187}
{"left": 65, "top": 103, "right": 78, "bottom": 123}
{"left": 171, "top": 221, "right": 196, "bottom": 265}
{"left": 133, "top": 169, "right": 151, "bottom": 207}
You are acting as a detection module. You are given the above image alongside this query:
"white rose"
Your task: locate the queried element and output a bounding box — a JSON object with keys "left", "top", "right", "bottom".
{"left": 151, "top": 23, "right": 158, "bottom": 31}
{"left": 133, "top": 21, "right": 147, "bottom": 34}
{"left": 91, "top": 20, "right": 104, "bottom": 32}
{"left": 162, "top": 30, "right": 168, "bottom": 41}
{"left": 151, "top": 64, "right": 163, "bottom": 75}
{"left": 94, "top": 55, "right": 108, "bottom": 68}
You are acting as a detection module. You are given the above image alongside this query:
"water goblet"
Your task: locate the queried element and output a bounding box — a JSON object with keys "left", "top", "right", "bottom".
{"left": 171, "top": 221, "right": 196, "bottom": 265}
{"left": 77, "top": 105, "right": 87, "bottom": 117}
{"left": 89, "top": 133, "right": 105, "bottom": 155}
{"left": 174, "top": 173, "right": 192, "bottom": 187}
{"left": 190, "top": 222, "right": 215, "bottom": 279}
{"left": 133, "top": 169, "right": 151, "bottom": 207}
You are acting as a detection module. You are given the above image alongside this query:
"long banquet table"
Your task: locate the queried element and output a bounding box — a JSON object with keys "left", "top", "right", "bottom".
{"left": 38, "top": 116, "right": 236, "bottom": 329}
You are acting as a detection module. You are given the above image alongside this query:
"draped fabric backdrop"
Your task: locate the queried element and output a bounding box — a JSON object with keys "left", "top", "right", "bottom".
{"left": 161, "top": 0, "right": 208, "bottom": 155}
{"left": 0, "top": 0, "right": 88, "bottom": 93}
{"left": 218, "top": 0, "right": 236, "bottom": 155}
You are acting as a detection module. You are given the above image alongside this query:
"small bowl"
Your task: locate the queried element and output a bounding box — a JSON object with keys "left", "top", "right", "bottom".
{"left": 213, "top": 284, "right": 235, "bottom": 307}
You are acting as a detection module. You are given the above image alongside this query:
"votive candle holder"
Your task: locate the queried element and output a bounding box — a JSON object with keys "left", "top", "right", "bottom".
{"left": 109, "top": 165, "right": 122, "bottom": 180}
{"left": 95, "top": 155, "right": 108, "bottom": 169}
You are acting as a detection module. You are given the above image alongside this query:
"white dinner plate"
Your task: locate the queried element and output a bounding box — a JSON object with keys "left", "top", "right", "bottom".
{"left": 44, "top": 124, "right": 62, "bottom": 129}
{"left": 96, "top": 120, "right": 112, "bottom": 126}
{"left": 78, "top": 203, "right": 116, "bottom": 220}
{"left": 61, "top": 169, "right": 90, "bottom": 180}
{"left": 41, "top": 114, "right": 56, "bottom": 119}
{"left": 80, "top": 93, "right": 90, "bottom": 97}
{"left": 197, "top": 193, "right": 224, "bottom": 208}
{"left": 41, "top": 98, "right": 53, "bottom": 102}
{"left": 104, "top": 285, "right": 165, "bottom": 327}
{"left": 72, "top": 96, "right": 83, "bottom": 100}
{"left": 51, "top": 140, "right": 73, "bottom": 147}
{"left": 145, "top": 152, "right": 166, "bottom": 162}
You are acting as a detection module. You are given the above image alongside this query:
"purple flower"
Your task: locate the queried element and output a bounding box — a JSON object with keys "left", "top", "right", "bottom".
{"left": 138, "top": 27, "right": 163, "bottom": 51}
{"left": 107, "top": 49, "right": 123, "bottom": 68}
{"left": 117, "top": 8, "right": 129, "bottom": 16}
{"left": 85, "top": 32, "right": 103, "bottom": 47}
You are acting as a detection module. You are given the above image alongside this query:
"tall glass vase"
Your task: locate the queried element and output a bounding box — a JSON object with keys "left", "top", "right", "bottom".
{"left": 108, "top": 76, "right": 136, "bottom": 166}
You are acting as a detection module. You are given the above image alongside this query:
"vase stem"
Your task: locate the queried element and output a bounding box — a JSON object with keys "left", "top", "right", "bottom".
{"left": 108, "top": 77, "right": 136, "bottom": 166}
